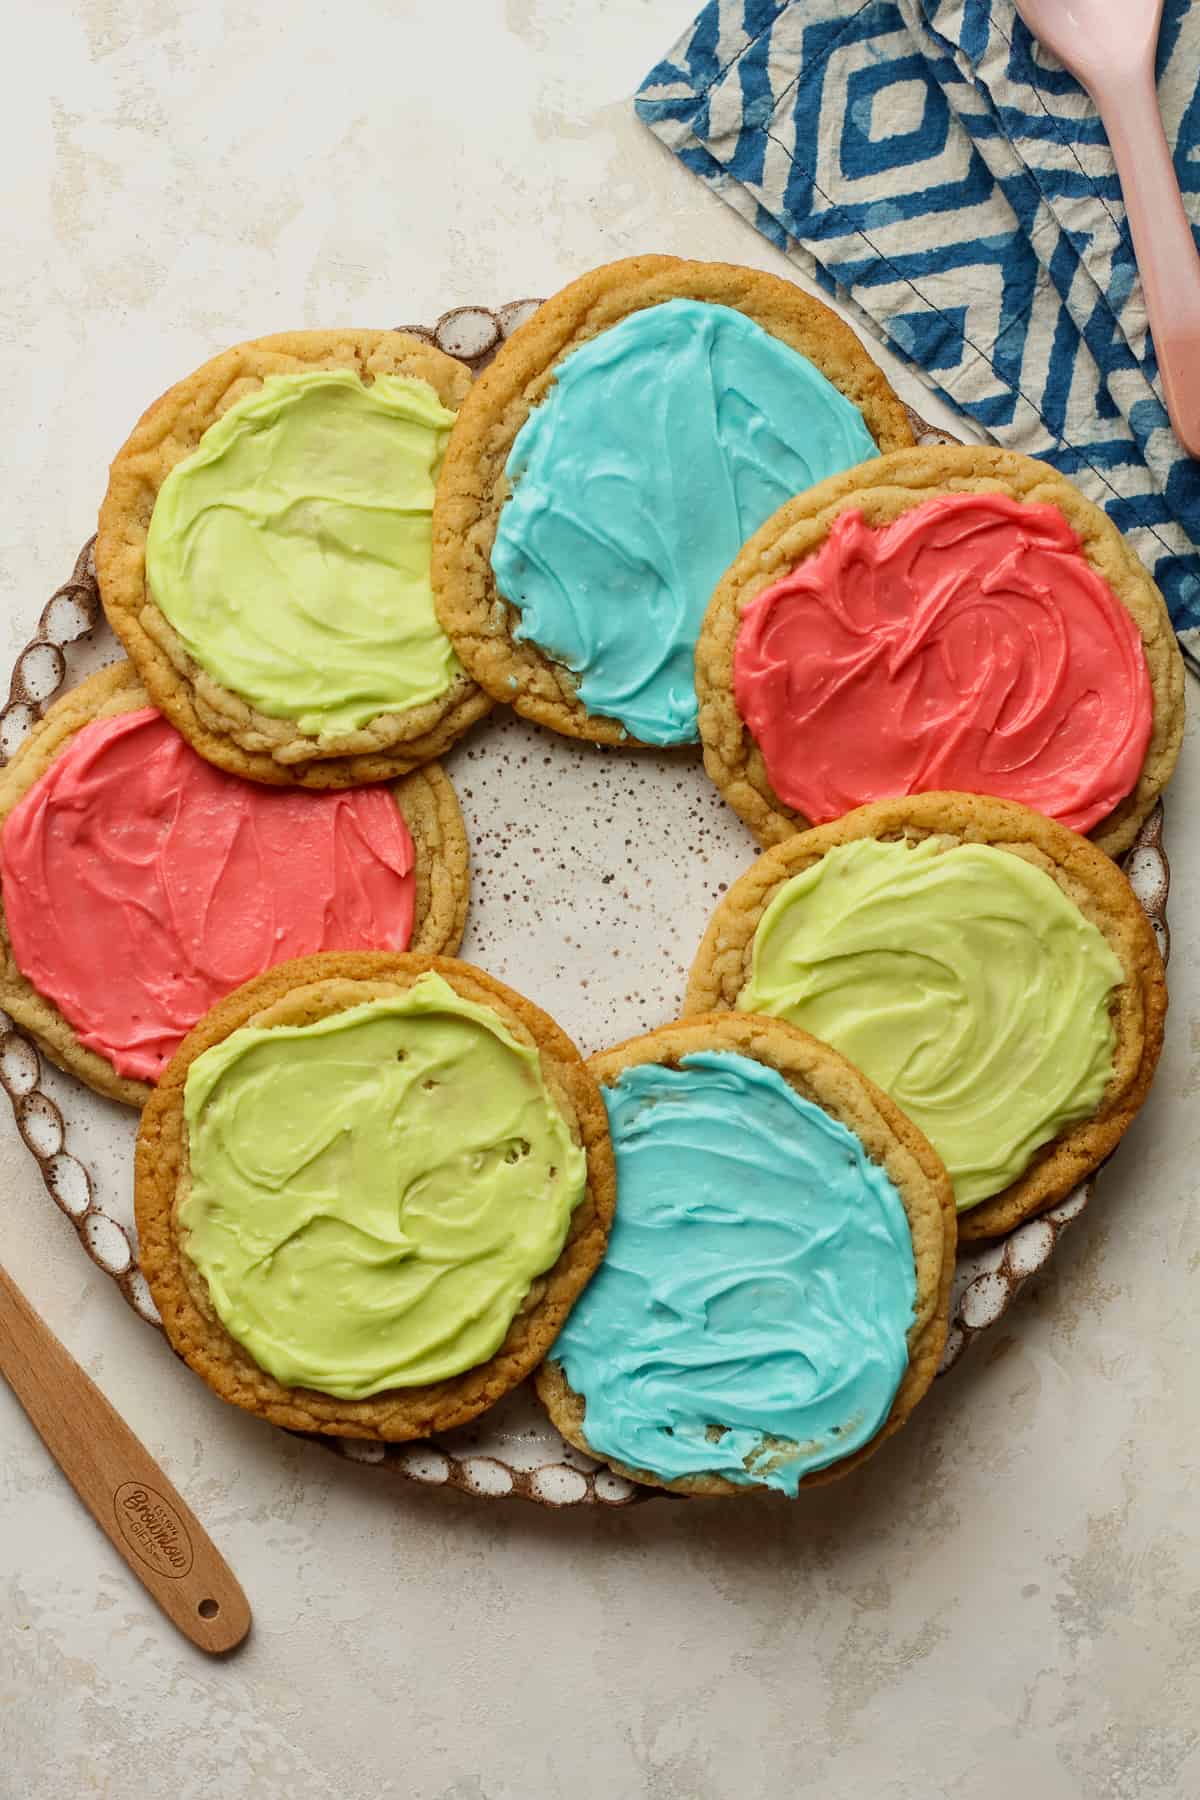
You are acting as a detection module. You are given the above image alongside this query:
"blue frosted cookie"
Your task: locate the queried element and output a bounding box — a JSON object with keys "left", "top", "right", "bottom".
{"left": 432, "top": 256, "right": 913, "bottom": 749}
{"left": 537, "top": 1012, "right": 955, "bottom": 1498}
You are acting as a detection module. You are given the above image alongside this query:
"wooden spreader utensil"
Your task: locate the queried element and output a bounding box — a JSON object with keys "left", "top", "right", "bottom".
{"left": 0, "top": 1261, "right": 251, "bottom": 1654}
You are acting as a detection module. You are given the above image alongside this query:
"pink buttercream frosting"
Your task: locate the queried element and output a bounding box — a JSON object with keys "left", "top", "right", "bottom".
{"left": 733, "top": 492, "right": 1153, "bottom": 832}
{"left": 1, "top": 708, "right": 416, "bottom": 1079}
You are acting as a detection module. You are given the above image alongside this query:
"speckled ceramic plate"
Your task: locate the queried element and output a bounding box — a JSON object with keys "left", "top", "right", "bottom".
{"left": 0, "top": 303, "right": 1171, "bottom": 1507}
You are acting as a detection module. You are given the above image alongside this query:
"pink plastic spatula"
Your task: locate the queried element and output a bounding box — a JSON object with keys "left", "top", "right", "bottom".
{"left": 1012, "top": 0, "right": 1200, "bottom": 455}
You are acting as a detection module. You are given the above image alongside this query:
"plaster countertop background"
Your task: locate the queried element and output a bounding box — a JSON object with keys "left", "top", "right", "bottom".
{"left": 2, "top": 5, "right": 1199, "bottom": 1797}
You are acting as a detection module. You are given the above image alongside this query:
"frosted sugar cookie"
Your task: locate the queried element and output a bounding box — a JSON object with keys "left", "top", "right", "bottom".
{"left": 696, "top": 446, "right": 1183, "bottom": 857}
{"left": 0, "top": 664, "right": 468, "bottom": 1106}
{"left": 433, "top": 255, "right": 913, "bottom": 749}
{"left": 136, "top": 954, "right": 615, "bottom": 1439}
{"left": 537, "top": 1012, "right": 954, "bottom": 1496}
{"left": 686, "top": 793, "right": 1166, "bottom": 1241}
{"left": 97, "top": 330, "right": 492, "bottom": 786}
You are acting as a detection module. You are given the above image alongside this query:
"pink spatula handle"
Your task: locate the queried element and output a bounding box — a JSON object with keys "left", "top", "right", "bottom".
{"left": 0, "top": 1261, "right": 251, "bottom": 1654}
{"left": 1098, "top": 64, "right": 1200, "bottom": 455}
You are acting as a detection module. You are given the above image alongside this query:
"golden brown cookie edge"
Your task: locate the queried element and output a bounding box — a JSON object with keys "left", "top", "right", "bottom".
{"left": 391, "top": 761, "right": 471, "bottom": 955}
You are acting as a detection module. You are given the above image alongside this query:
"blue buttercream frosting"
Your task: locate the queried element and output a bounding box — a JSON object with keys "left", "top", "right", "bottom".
{"left": 490, "top": 299, "right": 880, "bottom": 745}
{"left": 552, "top": 1052, "right": 917, "bottom": 1495}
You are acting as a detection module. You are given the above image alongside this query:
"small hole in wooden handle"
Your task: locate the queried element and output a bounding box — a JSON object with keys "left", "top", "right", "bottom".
{"left": 197, "top": 1598, "right": 219, "bottom": 1619}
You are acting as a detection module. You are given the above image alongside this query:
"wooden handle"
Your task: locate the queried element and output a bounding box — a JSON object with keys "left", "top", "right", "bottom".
{"left": 0, "top": 1262, "right": 250, "bottom": 1654}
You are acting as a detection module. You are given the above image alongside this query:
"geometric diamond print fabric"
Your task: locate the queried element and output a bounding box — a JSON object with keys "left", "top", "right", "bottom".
{"left": 637, "top": 0, "right": 1200, "bottom": 673}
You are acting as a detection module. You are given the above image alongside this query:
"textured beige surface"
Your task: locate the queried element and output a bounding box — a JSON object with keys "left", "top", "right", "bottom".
{"left": 4, "top": 6, "right": 1200, "bottom": 1798}
{"left": 0, "top": 663, "right": 471, "bottom": 1107}
{"left": 136, "top": 953, "right": 615, "bottom": 1438}
{"left": 697, "top": 445, "right": 1185, "bottom": 859}
{"left": 686, "top": 792, "right": 1167, "bottom": 1243}
{"left": 432, "top": 254, "right": 914, "bottom": 744}
{"left": 98, "top": 329, "right": 494, "bottom": 786}
{"left": 538, "top": 1011, "right": 955, "bottom": 1496}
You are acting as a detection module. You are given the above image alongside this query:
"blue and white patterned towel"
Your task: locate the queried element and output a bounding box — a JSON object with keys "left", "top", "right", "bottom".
{"left": 637, "top": 0, "right": 1200, "bottom": 675}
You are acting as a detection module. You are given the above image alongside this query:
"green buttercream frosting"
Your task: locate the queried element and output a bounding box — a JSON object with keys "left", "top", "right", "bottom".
{"left": 179, "top": 973, "right": 588, "bottom": 1397}
{"left": 146, "top": 369, "right": 462, "bottom": 737}
{"left": 739, "top": 838, "right": 1123, "bottom": 1210}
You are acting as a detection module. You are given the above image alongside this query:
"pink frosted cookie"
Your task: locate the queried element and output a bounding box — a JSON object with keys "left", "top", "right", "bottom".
{"left": 696, "top": 445, "right": 1183, "bottom": 857}
{"left": 0, "top": 663, "right": 469, "bottom": 1104}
